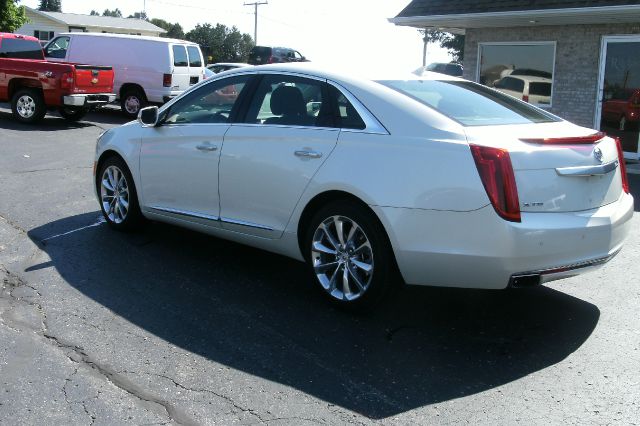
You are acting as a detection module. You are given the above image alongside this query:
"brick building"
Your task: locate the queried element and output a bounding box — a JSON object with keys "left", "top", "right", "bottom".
{"left": 391, "top": 1, "right": 640, "bottom": 159}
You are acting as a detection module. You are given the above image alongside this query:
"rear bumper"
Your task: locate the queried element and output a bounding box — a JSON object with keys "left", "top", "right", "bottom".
{"left": 374, "top": 192, "right": 634, "bottom": 289}
{"left": 63, "top": 93, "right": 116, "bottom": 107}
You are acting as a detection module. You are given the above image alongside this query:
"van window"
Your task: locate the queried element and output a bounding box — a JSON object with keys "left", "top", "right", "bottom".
{"left": 0, "top": 38, "right": 43, "bottom": 59}
{"left": 172, "top": 45, "right": 188, "bottom": 67}
{"left": 187, "top": 46, "right": 202, "bottom": 67}
{"left": 44, "top": 36, "right": 69, "bottom": 59}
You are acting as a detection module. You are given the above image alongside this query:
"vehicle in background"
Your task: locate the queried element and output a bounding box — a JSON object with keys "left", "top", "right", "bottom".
{"left": 424, "top": 62, "right": 463, "bottom": 77}
{"left": 493, "top": 75, "right": 552, "bottom": 105}
{"left": 602, "top": 88, "right": 640, "bottom": 131}
{"left": 94, "top": 63, "right": 633, "bottom": 311}
{"left": 248, "top": 46, "right": 307, "bottom": 65}
{"left": 0, "top": 33, "right": 115, "bottom": 123}
{"left": 44, "top": 33, "right": 205, "bottom": 118}
{"left": 207, "top": 63, "right": 251, "bottom": 74}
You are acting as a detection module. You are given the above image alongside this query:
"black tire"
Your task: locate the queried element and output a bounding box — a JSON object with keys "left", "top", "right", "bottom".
{"left": 11, "top": 88, "right": 47, "bottom": 123}
{"left": 120, "top": 88, "right": 146, "bottom": 118}
{"left": 97, "top": 156, "right": 143, "bottom": 231}
{"left": 59, "top": 106, "right": 88, "bottom": 121}
{"left": 305, "top": 200, "right": 396, "bottom": 312}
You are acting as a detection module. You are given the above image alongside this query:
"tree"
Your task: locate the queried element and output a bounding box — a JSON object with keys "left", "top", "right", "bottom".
{"left": 101, "top": 9, "right": 123, "bottom": 18}
{"left": 89, "top": 10, "right": 99, "bottom": 16}
{"left": 186, "top": 23, "right": 254, "bottom": 63}
{"left": 127, "top": 12, "right": 148, "bottom": 20}
{"left": 0, "top": 0, "right": 28, "bottom": 32}
{"left": 150, "top": 18, "right": 185, "bottom": 39}
{"left": 420, "top": 29, "right": 465, "bottom": 62}
{"left": 38, "top": 0, "right": 61, "bottom": 12}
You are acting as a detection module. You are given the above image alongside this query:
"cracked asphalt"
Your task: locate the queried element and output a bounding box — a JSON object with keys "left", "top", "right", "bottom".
{"left": 0, "top": 104, "right": 639, "bottom": 425}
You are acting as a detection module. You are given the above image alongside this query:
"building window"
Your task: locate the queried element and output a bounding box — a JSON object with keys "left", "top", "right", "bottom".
{"left": 68, "top": 26, "right": 86, "bottom": 32}
{"left": 478, "top": 42, "right": 556, "bottom": 107}
{"left": 34, "top": 30, "right": 55, "bottom": 41}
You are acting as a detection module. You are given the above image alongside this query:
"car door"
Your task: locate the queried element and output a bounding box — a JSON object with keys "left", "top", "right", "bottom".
{"left": 219, "top": 73, "right": 339, "bottom": 238}
{"left": 170, "top": 44, "right": 191, "bottom": 92}
{"left": 138, "top": 74, "right": 253, "bottom": 226}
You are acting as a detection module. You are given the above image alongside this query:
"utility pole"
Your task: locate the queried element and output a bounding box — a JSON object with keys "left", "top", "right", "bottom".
{"left": 244, "top": 1, "right": 268, "bottom": 44}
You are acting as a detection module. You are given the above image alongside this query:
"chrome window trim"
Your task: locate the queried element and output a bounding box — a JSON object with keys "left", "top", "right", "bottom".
{"left": 230, "top": 123, "right": 340, "bottom": 132}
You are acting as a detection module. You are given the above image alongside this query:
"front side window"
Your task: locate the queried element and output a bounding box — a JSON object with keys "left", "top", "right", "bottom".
{"left": 187, "top": 46, "right": 202, "bottom": 67}
{"left": 478, "top": 43, "right": 555, "bottom": 107}
{"left": 0, "top": 38, "right": 43, "bottom": 59}
{"left": 172, "top": 45, "right": 188, "bottom": 67}
{"left": 44, "top": 36, "right": 69, "bottom": 59}
{"left": 244, "top": 75, "right": 332, "bottom": 127}
{"left": 381, "top": 79, "right": 560, "bottom": 127}
{"left": 163, "top": 75, "right": 251, "bottom": 124}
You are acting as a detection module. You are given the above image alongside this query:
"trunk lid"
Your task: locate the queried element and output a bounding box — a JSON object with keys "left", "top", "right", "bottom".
{"left": 71, "top": 64, "right": 114, "bottom": 94}
{"left": 465, "top": 122, "right": 624, "bottom": 213}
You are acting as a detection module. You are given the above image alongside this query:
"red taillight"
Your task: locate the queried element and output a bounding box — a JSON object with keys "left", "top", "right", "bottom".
{"left": 520, "top": 132, "right": 605, "bottom": 145}
{"left": 60, "top": 72, "right": 74, "bottom": 90}
{"left": 522, "top": 95, "right": 529, "bottom": 103}
{"left": 268, "top": 55, "right": 274, "bottom": 64}
{"left": 614, "top": 137, "right": 630, "bottom": 194}
{"left": 163, "top": 73, "right": 172, "bottom": 87}
{"left": 470, "top": 145, "right": 521, "bottom": 222}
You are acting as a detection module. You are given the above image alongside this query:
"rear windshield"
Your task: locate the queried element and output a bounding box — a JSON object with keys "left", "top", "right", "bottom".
{"left": 0, "top": 38, "right": 43, "bottom": 59}
{"left": 172, "top": 45, "right": 188, "bottom": 67}
{"left": 380, "top": 79, "right": 560, "bottom": 126}
{"left": 187, "top": 46, "right": 202, "bottom": 67}
{"left": 529, "top": 82, "right": 552, "bottom": 97}
{"left": 251, "top": 46, "right": 271, "bottom": 57}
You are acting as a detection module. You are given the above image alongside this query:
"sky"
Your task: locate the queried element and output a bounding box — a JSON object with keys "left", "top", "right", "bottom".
{"left": 20, "top": 0, "right": 452, "bottom": 72}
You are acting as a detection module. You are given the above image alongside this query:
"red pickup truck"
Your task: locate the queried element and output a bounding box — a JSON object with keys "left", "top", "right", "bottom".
{"left": 0, "top": 33, "right": 115, "bottom": 123}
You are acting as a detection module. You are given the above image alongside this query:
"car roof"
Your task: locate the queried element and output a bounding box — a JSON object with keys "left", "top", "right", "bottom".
{"left": 502, "top": 75, "right": 552, "bottom": 83}
{"left": 222, "top": 62, "right": 462, "bottom": 84}
{"left": 209, "top": 63, "right": 251, "bottom": 67}
{"left": 0, "top": 33, "right": 39, "bottom": 42}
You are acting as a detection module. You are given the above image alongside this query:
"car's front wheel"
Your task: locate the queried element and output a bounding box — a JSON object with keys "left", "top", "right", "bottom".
{"left": 97, "top": 156, "right": 143, "bottom": 231}
{"left": 306, "top": 201, "right": 396, "bottom": 311}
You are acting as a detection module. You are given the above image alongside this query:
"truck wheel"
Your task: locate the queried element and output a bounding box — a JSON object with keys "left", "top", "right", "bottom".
{"left": 120, "top": 89, "right": 146, "bottom": 118}
{"left": 59, "top": 107, "right": 88, "bottom": 121}
{"left": 11, "top": 88, "right": 47, "bottom": 123}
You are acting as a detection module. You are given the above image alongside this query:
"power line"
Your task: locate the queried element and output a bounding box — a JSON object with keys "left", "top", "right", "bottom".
{"left": 243, "top": 1, "right": 267, "bottom": 44}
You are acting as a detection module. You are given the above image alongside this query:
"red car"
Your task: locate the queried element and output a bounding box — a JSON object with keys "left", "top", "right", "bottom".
{"left": 0, "top": 33, "right": 115, "bottom": 123}
{"left": 602, "top": 88, "right": 640, "bottom": 131}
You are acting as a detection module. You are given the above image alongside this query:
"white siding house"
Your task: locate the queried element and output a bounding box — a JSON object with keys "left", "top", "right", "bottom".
{"left": 16, "top": 7, "right": 166, "bottom": 42}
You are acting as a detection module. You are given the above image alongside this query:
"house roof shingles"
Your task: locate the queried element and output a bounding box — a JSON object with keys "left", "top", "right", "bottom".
{"left": 396, "top": 0, "right": 640, "bottom": 18}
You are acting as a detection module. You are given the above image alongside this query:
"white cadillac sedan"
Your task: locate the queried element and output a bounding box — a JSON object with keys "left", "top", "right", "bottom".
{"left": 94, "top": 63, "right": 634, "bottom": 310}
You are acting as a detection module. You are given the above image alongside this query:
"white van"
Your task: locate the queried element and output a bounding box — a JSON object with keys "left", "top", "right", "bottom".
{"left": 44, "top": 33, "right": 206, "bottom": 117}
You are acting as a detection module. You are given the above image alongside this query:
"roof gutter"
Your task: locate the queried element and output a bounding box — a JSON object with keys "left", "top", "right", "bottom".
{"left": 389, "top": 4, "right": 640, "bottom": 27}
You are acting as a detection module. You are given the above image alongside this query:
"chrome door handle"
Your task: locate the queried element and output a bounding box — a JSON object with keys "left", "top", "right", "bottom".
{"left": 196, "top": 144, "right": 218, "bottom": 152}
{"left": 294, "top": 150, "right": 322, "bottom": 159}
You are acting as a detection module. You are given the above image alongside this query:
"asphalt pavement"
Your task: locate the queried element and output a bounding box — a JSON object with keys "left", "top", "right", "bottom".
{"left": 1, "top": 104, "right": 639, "bottom": 425}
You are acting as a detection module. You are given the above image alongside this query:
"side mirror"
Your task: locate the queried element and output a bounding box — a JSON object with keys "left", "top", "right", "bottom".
{"left": 138, "top": 106, "right": 159, "bottom": 127}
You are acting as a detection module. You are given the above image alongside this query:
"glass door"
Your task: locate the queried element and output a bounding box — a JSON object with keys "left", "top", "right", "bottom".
{"left": 597, "top": 36, "right": 640, "bottom": 160}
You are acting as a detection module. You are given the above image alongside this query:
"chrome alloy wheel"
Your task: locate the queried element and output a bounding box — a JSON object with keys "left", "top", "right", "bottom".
{"left": 311, "top": 215, "right": 374, "bottom": 301}
{"left": 100, "top": 165, "right": 130, "bottom": 224}
{"left": 16, "top": 95, "right": 36, "bottom": 119}
{"left": 124, "top": 96, "right": 141, "bottom": 115}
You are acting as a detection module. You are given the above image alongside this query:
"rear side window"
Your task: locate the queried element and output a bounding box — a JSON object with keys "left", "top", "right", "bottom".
{"left": 187, "top": 46, "right": 202, "bottom": 67}
{"left": 328, "top": 85, "right": 365, "bottom": 130}
{"left": 0, "top": 38, "right": 43, "bottom": 59}
{"left": 495, "top": 77, "right": 525, "bottom": 92}
{"left": 381, "top": 80, "right": 560, "bottom": 126}
{"left": 172, "top": 45, "right": 188, "bottom": 67}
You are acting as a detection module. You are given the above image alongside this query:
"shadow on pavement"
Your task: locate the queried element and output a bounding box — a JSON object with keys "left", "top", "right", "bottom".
{"left": 0, "top": 104, "right": 130, "bottom": 130}
{"left": 27, "top": 213, "right": 600, "bottom": 419}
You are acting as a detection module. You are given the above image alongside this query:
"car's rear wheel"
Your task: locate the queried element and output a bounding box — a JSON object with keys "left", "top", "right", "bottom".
{"left": 306, "top": 201, "right": 395, "bottom": 312}
{"left": 97, "top": 156, "right": 143, "bottom": 231}
{"left": 120, "top": 89, "right": 146, "bottom": 118}
{"left": 11, "top": 88, "right": 47, "bottom": 123}
{"left": 59, "top": 106, "right": 87, "bottom": 121}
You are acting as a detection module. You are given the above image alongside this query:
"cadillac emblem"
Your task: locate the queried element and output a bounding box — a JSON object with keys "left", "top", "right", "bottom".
{"left": 593, "top": 146, "right": 603, "bottom": 163}
{"left": 91, "top": 77, "right": 99, "bottom": 85}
